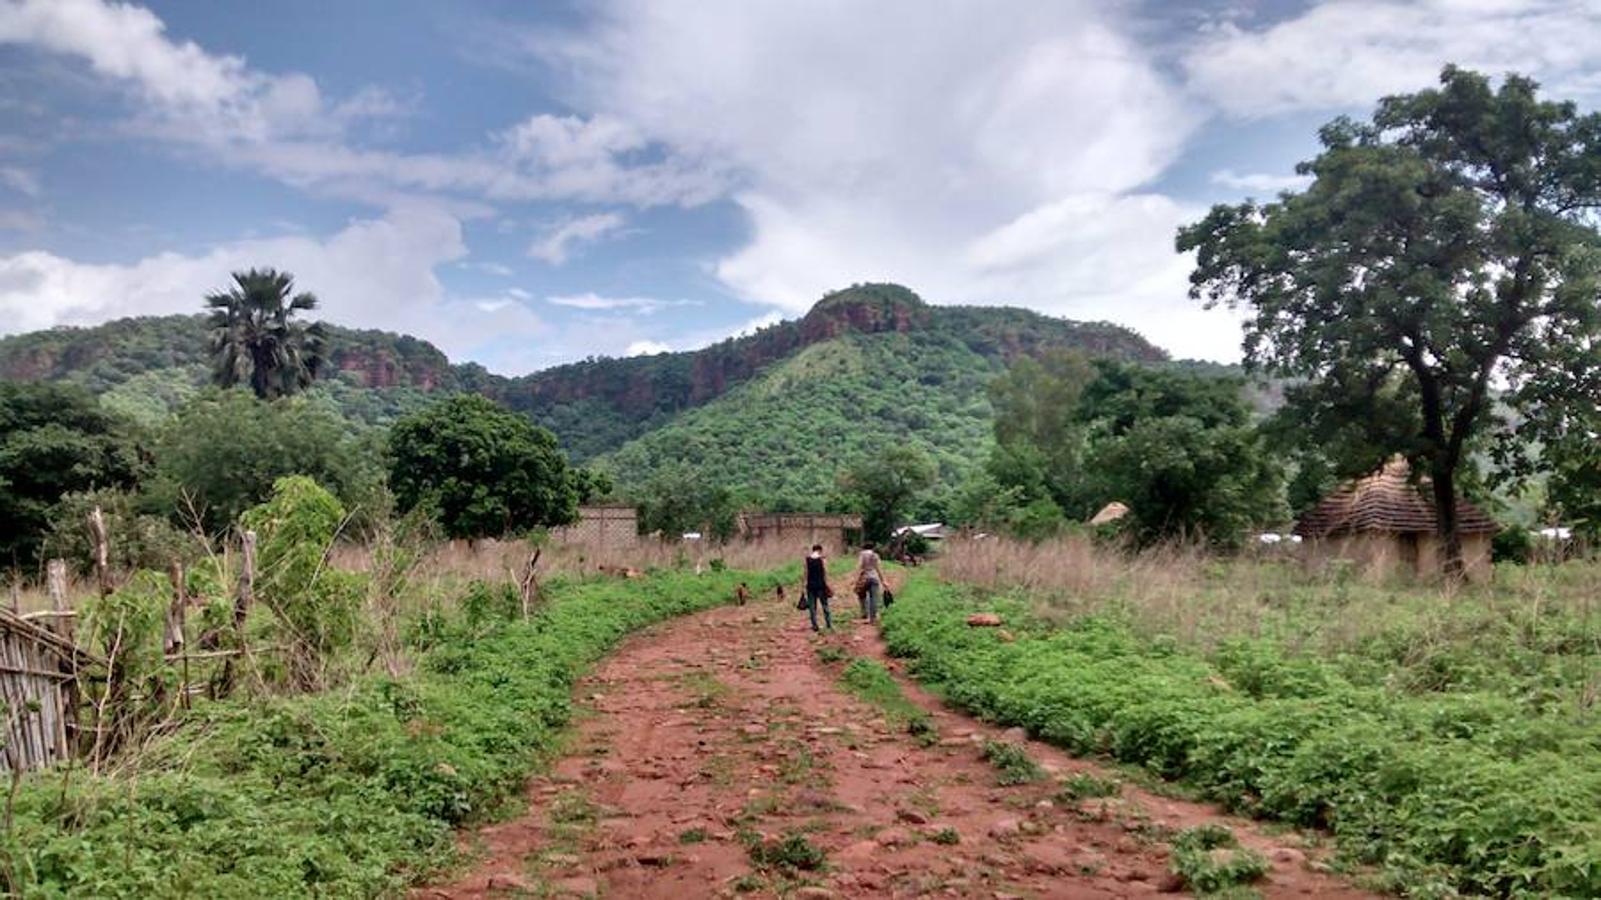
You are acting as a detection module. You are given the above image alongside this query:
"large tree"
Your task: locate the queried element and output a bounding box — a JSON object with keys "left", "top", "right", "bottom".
{"left": 388, "top": 394, "right": 579, "bottom": 540}
{"left": 835, "top": 445, "right": 937, "bottom": 544}
{"left": 1179, "top": 66, "right": 1601, "bottom": 575}
{"left": 145, "top": 390, "right": 382, "bottom": 533}
{"left": 206, "top": 268, "right": 328, "bottom": 400}
{"left": 0, "top": 382, "right": 146, "bottom": 566}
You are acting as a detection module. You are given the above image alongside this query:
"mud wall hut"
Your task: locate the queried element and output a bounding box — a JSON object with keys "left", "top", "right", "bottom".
{"left": 1294, "top": 457, "right": 1497, "bottom": 579}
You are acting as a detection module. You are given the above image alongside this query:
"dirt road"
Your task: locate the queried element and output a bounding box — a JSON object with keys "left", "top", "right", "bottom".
{"left": 425, "top": 588, "right": 1372, "bottom": 899}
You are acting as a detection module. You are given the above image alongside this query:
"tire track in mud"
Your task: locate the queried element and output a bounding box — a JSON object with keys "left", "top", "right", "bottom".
{"left": 423, "top": 588, "right": 1374, "bottom": 899}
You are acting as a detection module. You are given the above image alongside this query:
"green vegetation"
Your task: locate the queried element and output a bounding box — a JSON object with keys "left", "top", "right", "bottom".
{"left": 976, "top": 356, "right": 1283, "bottom": 544}
{"left": 0, "top": 567, "right": 755, "bottom": 896}
{"left": 0, "top": 381, "right": 146, "bottom": 566}
{"left": 1169, "top": 825, "right": 1269, "bottom": 895}
{"left": 146, "top": 388, "right": 385, "bottom": 533}
{"left": 388, "top": 394, "right": 579, "bottom": 540}
{"left": 883, "top": 569, "right": 1601, "bottom": 895}
{"left": 1058, "top": 772, "right": 1121, "bottom": 802}
{"left": 599, "top": 331, "right": 1001, "bottom": 513}
{"left": 1180, "top": 66, "right": 1601, "bottom": 573}
{"left": 837, "top": 658, "right": 935, "bottom": 743}
{"left": 836, "top": 444, "right": 938, "bottom": 544}
{"left": 980, "top": 740, "right": 1045, "bottom": 786}
{"left": 745, "top": 831, "right": 827, "bottom": 873}
{"left": 205, "top": 269, "right": 327, "bottom": 400}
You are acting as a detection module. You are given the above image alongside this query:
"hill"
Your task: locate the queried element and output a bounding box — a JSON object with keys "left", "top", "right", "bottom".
{"left": 481, "top": 284, "right": 1166, "bottom": 459}
{"left": 0, "top": 284, "right": 1167, "bottom": 462}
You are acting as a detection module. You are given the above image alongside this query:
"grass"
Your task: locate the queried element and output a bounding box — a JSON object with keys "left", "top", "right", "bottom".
{"left": 745, "top": 831, "right": 827, "bottom": 873}
{"left": 885, "top": 562, "right": 1601, "bottom": 896}
{"left": 0, "top": 567, "right": 765, "bottom": 897}
{"left": 836, "top": 657, "right": 938, "bottom": 745}
{"left": 981, "top": 740, "right": 1045, "bottom": 786}
{"left": 1169, "top": 825, "right": 1269, "bottom": 895}
{"left": 1057, "top": 772, "right": 1122, "bottom": 801}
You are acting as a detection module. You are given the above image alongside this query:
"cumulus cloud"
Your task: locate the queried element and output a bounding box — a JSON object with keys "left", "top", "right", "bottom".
{"left": 1184, "top": 0, "right": 1601, "bottom": 118}
{"left": 528, "top": 211, "right": 626, "bottom": 264}
{"left": 0, "top": 0, "right": 729, "bottom": 209}
{"left": 1209, "top": 169, "right": 1313, "bottom": 194}
{"left": 0, "top": 205, "right": 553, "bottom": 372}
{"left": 539, "top": 0, "right": 1230, "bottom": 357}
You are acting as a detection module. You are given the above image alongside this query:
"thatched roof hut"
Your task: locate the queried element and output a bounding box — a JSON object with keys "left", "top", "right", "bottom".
{"left": 1294, "top": 457, "right": 1498, "bottom": 578}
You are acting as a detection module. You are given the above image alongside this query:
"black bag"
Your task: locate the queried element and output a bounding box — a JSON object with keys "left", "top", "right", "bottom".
{"left": 883, "top": 589, "right": 895, "bottom": 608}
{"left": 796, "top": 594, "right": 809, "bottom": 611}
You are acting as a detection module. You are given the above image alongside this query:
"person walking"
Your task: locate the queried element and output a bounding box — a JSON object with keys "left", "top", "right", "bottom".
{"left": 856, "top": 541, "right": 885, "bottom": 625}
{"left": 804, "top": 544, "right": 833, "bottom": 632}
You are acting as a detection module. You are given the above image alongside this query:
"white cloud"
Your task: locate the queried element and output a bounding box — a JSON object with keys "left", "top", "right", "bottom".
{"left": 625, "top": 339, "right": 671, "bottom": 356}
{"left": 0, "top": 0, "right": 729, "bottom": 210}
{"left": 546, "top": 292, "right": 689, "bottom": 314}
{"left": 541, "top": 1, "right": 1236, "bottom": 358}
{"left": 1184, "top": 0, "right": 1601, "bottom": 118}
{"left": 0, "top": 166, "right": 41, "bottom": 197}
{"left": 528, "top": 211, "right": 626, "bottom": 264}
{"left": 1210, "top": 169, "right": 1312, "bottom": 194}
{"left": 0, "top": 205, "right": 553, "bottom": 372}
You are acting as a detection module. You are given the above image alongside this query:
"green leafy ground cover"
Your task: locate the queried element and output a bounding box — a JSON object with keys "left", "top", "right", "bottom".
{"left": 881, "top": 571, "right": 1601, "bottom": 897}
{"left": 0, "top": 568, "right": 765, "bottom": 898}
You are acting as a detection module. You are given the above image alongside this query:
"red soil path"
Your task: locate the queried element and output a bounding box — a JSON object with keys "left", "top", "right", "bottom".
{"left": 422, "top": 587, "right": 1374, "bottom": 899}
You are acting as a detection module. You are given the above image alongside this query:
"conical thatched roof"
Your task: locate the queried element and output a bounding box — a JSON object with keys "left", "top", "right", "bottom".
{"left": 1294, "top": 457, "right": 1497, "bottom": 538}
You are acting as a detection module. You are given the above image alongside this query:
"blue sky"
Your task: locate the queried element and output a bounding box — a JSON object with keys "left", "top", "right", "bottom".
{"left": 3, "top": 0, "right": 1600, "bottom": 373}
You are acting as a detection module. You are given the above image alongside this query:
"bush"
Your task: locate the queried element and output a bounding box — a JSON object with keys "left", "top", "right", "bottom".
{"left": 881, "top": 573, "right": 1601, "bottom": 895}
{"left": 0, "top": 567, "right": 755, "bottom": 896}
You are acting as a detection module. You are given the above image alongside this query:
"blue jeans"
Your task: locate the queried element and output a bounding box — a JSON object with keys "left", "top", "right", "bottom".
{"left": 862, "top": 578, "right": 882, "bottom": 623}
{"left": 807, "top": 586, "right": 832, "bottom": 631}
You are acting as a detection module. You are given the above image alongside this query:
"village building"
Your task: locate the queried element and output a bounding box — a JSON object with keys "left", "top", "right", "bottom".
{"left": 553, "top": 504, "right": 640, "bottom": 548}
{"left": 1294, "top": 457, "right": 1498, "bottom": 579}
{"left": 738, "top": 512, "right": 862, "bottom": 553}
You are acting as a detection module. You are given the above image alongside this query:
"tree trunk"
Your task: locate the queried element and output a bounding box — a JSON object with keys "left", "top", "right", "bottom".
{"left": 1430, "top": 459, "right": 1466, "bottom": 580}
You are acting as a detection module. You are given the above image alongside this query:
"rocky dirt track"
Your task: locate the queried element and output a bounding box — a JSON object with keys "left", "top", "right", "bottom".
{"left": 425, "top": 584, "right": 1372, "bottom": 899}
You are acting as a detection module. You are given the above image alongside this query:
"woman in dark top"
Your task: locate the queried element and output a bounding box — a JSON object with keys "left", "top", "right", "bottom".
{"left": 804, "top": 544, "right": 833, "bottom": 632}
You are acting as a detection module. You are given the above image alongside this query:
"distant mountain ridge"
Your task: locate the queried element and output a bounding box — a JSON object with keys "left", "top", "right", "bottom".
{"left": 0, "top": 284, "right": 1168, "bottom": 462}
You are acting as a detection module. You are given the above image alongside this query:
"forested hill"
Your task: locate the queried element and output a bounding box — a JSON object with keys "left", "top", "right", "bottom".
{"left": 489, "top": 284, "right": 1167, "bottom": 458}
{"left": 0, "top": 283, "right": 1166, "bottom": 459}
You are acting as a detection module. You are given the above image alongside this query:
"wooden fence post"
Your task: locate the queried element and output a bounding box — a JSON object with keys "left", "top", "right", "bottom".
{"left": 166, "top": 561, "right": 189, "bottom": 710}
{"left": 233, "top": 530, "right": 255, "bottom": 634}
{"left": 87, "top": 505, "right": 111, "bottom": 597}
{"left": 46, "top": 558, "right": 70, "bottom": 642}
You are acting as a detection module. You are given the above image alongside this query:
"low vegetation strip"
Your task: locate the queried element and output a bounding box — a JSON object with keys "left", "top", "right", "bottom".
{"left": 881, "top": 572, "right": 1601, "bottom": 897}
{"left": 0, "top": 569, "right": 760, "bottom": 898}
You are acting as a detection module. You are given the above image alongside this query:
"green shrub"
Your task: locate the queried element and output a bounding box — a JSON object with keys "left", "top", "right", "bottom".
{"left": 981, "top": 740, "right": 1045, "bottom": 786}
{"left": 0, "top": 568, "right": 755, "bottom": 897}
{"left": 1169, "top": 825, "right": 1268, "bottom": 894}
{"left": 881, "top": 572, "right": 1601, "bottom": 896}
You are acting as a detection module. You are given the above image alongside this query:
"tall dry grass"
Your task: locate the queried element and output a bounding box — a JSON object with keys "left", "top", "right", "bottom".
{"left": 936, "top": 534, "right": 1601, "bottom": 659}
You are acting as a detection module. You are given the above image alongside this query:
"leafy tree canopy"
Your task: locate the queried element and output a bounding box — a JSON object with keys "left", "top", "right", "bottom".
{"left": 0, "top": 381, "right": 146, "bottom": 566}
{"left": 145, "top": 389, "right": 383, "bottom": 534}
{"left": 388, "top": 394, "right": 578, "bottom": 540}
{"left": 835, "top": 444, "right": 938, "bottom": 544}
{"left": 1179, "top": 66, "right": 1601, "bottom": 571}
{"left": 633, "top": 463, "right": 740, "bottom": 542}
{"left": 977, "top": 359, "right": 1283, "bottom": 546}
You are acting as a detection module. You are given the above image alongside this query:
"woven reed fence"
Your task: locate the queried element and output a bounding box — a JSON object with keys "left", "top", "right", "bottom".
{"left": 0, "top": 608, "right": 98, "bottom": 774}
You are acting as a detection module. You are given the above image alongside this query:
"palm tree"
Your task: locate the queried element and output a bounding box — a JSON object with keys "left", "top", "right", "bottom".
{"left": 206, "top": 268, "right": 328, "bottom": 400}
